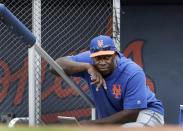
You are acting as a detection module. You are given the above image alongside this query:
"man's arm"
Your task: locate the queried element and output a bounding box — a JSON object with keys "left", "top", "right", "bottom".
{"left": 80, "top": 109, "right": 141, "bottom": 125}
{"left": 50, "top": 57, "right": 91, "bottom": 76}
{"left": 50, "top": 57, "right": 107, "bottom": 91}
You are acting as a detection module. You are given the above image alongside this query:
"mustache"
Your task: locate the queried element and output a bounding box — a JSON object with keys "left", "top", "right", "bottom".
{"left": 96, "top": 66, "right": 113, "bottom": 71}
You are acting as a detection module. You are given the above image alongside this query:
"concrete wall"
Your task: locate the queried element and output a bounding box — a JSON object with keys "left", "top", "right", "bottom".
{"left": 120, "top": 5, "right": 183, "bottom": 124}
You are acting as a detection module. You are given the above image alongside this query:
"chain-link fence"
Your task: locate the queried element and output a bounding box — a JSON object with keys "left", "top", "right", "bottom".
{"left": 40, "top": 0, "right": 113, "bottom": 124}
{"left": 0, "top": 0, "right": 120, "bottom": 126}
{"left": 0, "top": 0, "right": 32, "bottom": 123}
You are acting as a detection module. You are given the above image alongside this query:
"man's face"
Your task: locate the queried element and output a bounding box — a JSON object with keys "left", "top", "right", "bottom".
{"left": 92, "top": 54, "right": 117, "bottom": 77}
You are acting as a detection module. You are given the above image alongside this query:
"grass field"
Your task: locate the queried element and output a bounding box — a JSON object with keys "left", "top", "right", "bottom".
{"left": 0, "top": 125, "right": 182, "bottom": 131}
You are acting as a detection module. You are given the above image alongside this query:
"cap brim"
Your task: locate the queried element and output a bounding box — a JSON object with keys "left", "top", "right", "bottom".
{"left": 90, "top": 51, "right": 115, "bottom": 58}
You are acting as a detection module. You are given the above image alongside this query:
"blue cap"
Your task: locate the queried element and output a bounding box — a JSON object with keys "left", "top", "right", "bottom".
{"left": 90, "top": 35, "right": 116, "bottom": 57}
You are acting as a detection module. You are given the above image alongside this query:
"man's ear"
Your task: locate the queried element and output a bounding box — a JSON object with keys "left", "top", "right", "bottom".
{"left": 113, "top": 52, "right": 117, "bottom": 65}
{"left": 113, "top": 51, "right": 117, "bottom": 58}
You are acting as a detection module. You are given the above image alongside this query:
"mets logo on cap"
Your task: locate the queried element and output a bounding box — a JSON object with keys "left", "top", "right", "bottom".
{"left": 97, "top": 40, "right": 103, "bottom": 47}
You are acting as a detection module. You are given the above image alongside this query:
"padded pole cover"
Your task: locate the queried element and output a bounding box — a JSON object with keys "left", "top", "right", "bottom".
{"left": 0, "top": 4, "right": 36, "bottom": 47}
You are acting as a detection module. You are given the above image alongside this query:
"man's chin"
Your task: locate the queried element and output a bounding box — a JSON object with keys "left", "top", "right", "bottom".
{"left": 100, "top": 71, "right": 112, "bottom": 77}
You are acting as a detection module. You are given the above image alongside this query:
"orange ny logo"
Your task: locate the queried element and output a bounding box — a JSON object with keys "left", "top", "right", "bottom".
{"left": 112, "top": 85, "right": 121, "bottom": 99}
{"left": 97, "top": 40, "right": 103, "bottom": 47}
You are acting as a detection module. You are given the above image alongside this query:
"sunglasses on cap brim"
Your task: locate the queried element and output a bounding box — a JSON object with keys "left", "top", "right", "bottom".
{"left": 90, "top": 45, "right": 115, "bottom": 53}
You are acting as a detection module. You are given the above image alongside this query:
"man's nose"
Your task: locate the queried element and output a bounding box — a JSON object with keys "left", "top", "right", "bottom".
{"left": 99, "top": 58, "right": 106, "bottom": 64}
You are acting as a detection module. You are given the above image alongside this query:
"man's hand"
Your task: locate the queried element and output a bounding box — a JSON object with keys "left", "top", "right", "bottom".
{"left": 87, "top": 64, "right": 107, "bottom": 91}
{"left": 80, "top": 109, "right": 141, "bottom": 125}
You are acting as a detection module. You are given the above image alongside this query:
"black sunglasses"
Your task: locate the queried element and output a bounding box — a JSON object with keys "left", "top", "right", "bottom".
{"left": 90, "top": 45, "right": 112, "bottom": 53}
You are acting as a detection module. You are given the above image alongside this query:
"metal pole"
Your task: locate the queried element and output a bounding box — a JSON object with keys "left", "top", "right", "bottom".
{"left": 28, "top": 46, "right": 36, "bottom": 126}
{"left": 91, "top": 108, "right": 96, "bottom": 120}
{"left": 29, "top": 0, "right": 41, "bottom": 126}
{"left": 113, "top": 0, "right": 120, "bottom": 51}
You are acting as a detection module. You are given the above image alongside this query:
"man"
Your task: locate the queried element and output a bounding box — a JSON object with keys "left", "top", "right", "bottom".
{"left": 50, "top": 35, "right": 164, "bottom": 127}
